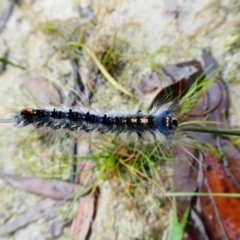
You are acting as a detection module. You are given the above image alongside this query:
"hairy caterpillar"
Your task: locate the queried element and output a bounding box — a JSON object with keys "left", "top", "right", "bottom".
{"left": 1, "top": 101, "right": 178, "bottom": 143}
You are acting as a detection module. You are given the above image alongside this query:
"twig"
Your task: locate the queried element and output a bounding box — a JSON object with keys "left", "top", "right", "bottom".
{"left": 183, "top": 127, "right": 240, "bottom": 136}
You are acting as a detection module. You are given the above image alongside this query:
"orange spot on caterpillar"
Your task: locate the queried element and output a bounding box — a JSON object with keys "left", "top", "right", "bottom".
{"left": 20, "top": 107, "right": 34, "bottom": 115}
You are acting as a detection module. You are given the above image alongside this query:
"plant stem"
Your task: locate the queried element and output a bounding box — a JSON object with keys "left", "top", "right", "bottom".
{"left": 183, "top": 127, "right": 240, "bottom": 136}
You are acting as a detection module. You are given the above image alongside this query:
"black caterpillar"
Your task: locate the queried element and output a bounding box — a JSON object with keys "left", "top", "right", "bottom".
{"left": 14, "top": 104, "right": 178, "bottom": 139}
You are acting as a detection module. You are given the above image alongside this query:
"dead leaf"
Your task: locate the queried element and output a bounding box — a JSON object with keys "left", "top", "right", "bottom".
{"left": 174, "top": 147, "right": 200, "bottom": 215}
{"left": 150, "top": 60, "right": 203, "bottom": 109}
{"left": 73, "top": 194, "right": 96, "bottom": 240}
{"left": 47, "top": 219, "right": 72, "bottom": 238}
{"left": 187, "top": 209, "right": 209, "bottom": 240}
{"left": 200, "top": 152, "right": 240, "bottom": 239}
{"left": 221, "top": 139, "right": 240, "bottom": 189}
{"left": 0, "top": 199, "right": 57, "bottom": 236}
{"left": 77, "top": 160, "right": 95, "bottom": 185}
{"left": 177, "top": 51, "right": 240, "bottom": 239}
{"left": 0, "top": 174, "right": 91, "bottom": 200}
{"left": 138, "top": 72, "right": 162, "bottom": 93}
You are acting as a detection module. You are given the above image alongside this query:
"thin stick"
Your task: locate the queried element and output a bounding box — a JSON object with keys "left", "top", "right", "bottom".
{"left": 183, "top": 127, "right": 240, "bottom": 136}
